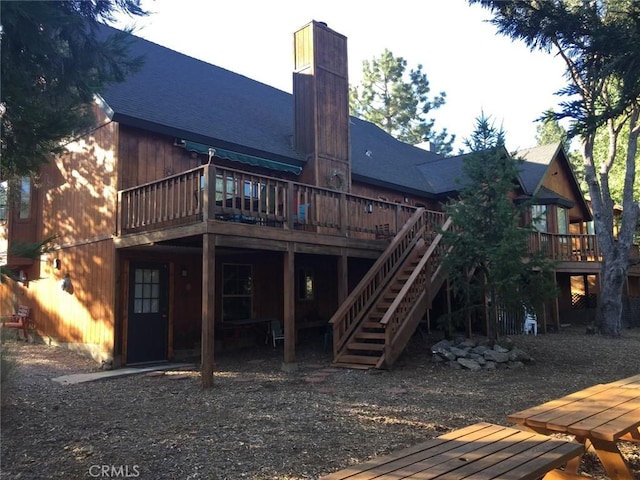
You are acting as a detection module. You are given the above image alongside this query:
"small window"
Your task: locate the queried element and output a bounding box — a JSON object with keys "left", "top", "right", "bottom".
{"left": 19, "top": 177, "right": 31, "bottom": 219}
{"left": 298, "top": 268, "right": 314, "bottom": 301}
{"left": 133, "top": 268, "right": 161, "bottom": 314}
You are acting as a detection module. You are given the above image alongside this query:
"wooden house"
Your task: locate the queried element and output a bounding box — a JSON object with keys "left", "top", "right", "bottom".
{"left": 1, "top": 21, "right": 638, "bottom": 379}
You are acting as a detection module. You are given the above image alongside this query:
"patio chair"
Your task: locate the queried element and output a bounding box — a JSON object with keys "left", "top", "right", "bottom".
{"left": 1, "top": 305, "right": 31, "bottom": 341}
{"left": 524, "top": 311, "right": 538, "bottom": 336}
{"left": 270, "top": 319, "right": 285, "bottom": 348}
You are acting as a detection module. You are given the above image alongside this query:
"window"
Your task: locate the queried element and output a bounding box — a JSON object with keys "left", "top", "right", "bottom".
{"left": 19, "top": 177, "right": 31, "bottom": 219}
{"left": 557, "top": 207, "right": 568, "bottom": 235}
{"left": 222, "top": 264, "right": 252, "bottom": 321}
{"left": 298, "top": 268, "right": 314, "bottom": 301}
{"left": 531, "top": 205, "right": 547, "bottom": 232}
{"left": 133, "top": 268, "right": 160, "bottom": 313}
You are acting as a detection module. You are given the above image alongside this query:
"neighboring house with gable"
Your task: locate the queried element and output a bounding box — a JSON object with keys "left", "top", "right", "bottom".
{"left": 1, "top": 21, "right": 638, "bottom": 374}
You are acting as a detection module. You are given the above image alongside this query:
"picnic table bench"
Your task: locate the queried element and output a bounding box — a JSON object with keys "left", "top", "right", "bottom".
{"left": 319, "top": 422, "right": 584, "bottom": 480}
{"left": 508, "top": 379, "right": 640, "bottom": 480}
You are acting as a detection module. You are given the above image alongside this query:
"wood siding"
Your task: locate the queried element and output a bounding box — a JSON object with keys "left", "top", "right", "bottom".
{"left": 293, "top": 21, "right": 350, "bottom": 190}
{"left": 118, "top": 126, "right": 201, "bottom": 189}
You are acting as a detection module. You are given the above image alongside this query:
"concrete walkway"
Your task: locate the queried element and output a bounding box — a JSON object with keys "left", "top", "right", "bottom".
{"left": 52, "top": 363, "right": 195, "bottom": 385}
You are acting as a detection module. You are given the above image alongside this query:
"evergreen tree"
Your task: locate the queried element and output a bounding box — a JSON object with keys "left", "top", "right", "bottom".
{"left": 350, "top": 49, "right": 455, "bottom": 156}
{"left": 443, "top": 113, "right": 557, "bottom": 340}
{"left": 0, "top": 0, "right": 147, "bottom": 179}
{"left": 471, "top": 0, "right": 640, "bottom": 336}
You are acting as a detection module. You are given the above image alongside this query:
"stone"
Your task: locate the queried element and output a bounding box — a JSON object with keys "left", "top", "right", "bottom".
{"left": 431, "top": 339, "right": 452, "bottom": 353}
{"left": 434, "top": 347, "right": 457, "bottom": 362}
{"left": 492, "top": 344, "right": 510, "bottom": 353}
{"left": 484, "top": 350, "right": 510, "bottom": 363}
{"left": 457, "top": 357, "right": 482, "bottom": 371}
{"left": 449, "top": 346, "right": 470, "bottom": 359}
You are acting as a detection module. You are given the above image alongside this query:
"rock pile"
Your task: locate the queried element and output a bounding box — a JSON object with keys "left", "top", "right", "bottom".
{"left": 430, "top": 336, "right": 533, "bottom": 370}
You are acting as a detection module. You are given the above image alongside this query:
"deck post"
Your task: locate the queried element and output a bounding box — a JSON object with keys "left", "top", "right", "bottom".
{"left": 201, "top": 233, "right": 216, "bottom": 388}
{"left": 337, "top": 250, "right": 348, "bottom": 304}
{"left": 282, "top": 243, "right": 297, "bottom": 369}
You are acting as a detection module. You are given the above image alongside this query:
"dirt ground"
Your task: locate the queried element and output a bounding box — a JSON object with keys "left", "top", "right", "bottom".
{"left": 1, "top": 325, "right": 639, "bottom": 480}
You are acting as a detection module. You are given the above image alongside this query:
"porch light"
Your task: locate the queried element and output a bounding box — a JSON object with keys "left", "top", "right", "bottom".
{"left": 365, "top": 203, "right": 373, "bottom": 214}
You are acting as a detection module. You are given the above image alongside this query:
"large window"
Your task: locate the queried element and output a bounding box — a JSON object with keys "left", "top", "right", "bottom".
{"left": 557, "top": 207, "right": 568, "bottom": 235}
{"left": 222, "top": 264, "right": 252, "bottom": 321}
{"left": 531, "top": 205, "right": 547, "bottom": 232}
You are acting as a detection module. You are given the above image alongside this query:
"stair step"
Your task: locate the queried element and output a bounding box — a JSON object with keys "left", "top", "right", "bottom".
{"left": 355, "top": 332, "right": 385, "bottom": 340}
{"left": 336, "top": 354, "right": 379, "bottom": 365}
{"left": 361, "top": 321, "right": 383, "bottom": 329}
{"left": 347, "top": 342, "right": 385, "bottom": 352}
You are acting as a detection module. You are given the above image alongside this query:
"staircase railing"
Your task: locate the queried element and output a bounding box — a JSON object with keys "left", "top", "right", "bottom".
{"left": 329, "top": 208, "right": 427, "bottom": 356}
{"left": 379, "top": 217, "right": 453, "bottom": 366}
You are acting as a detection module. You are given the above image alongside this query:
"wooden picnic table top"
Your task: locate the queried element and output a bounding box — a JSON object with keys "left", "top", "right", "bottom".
{"left": 319, "top": 422, "right": 583, "bottom": 480}
{"left": 507, "top": 381, "right": 640, "bottom": 442}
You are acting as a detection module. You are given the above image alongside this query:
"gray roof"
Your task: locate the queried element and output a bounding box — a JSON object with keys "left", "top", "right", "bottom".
{"left": 98, "top": 25, "right": 565, "bottom": 201}
{"left": 514, "top": 143, "right": 562, "bottom": 195}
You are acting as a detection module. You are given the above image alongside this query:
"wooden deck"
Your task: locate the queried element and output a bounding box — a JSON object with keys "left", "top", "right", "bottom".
{"left": 113, "top": 164, "right": 632, "bottom": 270}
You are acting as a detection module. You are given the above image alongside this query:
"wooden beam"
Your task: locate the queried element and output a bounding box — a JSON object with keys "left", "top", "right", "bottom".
{"left": 201, "top": 233, "right": 215, "bottom": 388}
{"left": 337, "top": 250, "right": 348, "bottom": 304}
{"left": 283, "top": 244, "right": 296, "bottom": 364}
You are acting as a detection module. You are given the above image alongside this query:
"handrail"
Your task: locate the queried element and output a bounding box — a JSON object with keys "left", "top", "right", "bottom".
{"left": 328, "top": 208, "right": 427, "bottom": 356}
{"left": 380, "top": 217, "right": 453, "bottom": 327}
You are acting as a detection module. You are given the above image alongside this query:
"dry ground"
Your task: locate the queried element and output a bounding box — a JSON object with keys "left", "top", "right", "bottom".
{"left": 1, "top": 325, "right": 640, "bottom": 480}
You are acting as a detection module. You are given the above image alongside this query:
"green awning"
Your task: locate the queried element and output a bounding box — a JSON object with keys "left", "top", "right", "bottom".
{"left": 181, "top": 140, "right": 302, "bottom": 175}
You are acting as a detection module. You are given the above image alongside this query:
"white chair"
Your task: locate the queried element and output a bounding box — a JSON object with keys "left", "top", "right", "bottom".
{"left": 270, "top": 319, "right": 285, "bottom": 348}
{"left": 523, "top": 312, "right": 538, "bottom": 335}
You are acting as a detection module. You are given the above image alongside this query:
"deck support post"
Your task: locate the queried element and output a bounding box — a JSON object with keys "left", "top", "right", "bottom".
{"left": 201, "top": 233, "right": 216, "bottom": 388}
{"left": 282, "top": 243, "right": 297, "bottom": 368}
{"left": 337, "top": 250, "right": 348, "bottom": 305}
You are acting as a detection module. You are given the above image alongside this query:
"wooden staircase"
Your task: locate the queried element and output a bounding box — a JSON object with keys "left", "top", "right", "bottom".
{"left": 329, "top": 208, "right": 453, "bottom": 369}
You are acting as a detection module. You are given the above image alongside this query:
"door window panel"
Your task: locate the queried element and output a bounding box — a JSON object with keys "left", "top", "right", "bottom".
{"left": 133, "top": 268, "right": 161, "bottom": 313}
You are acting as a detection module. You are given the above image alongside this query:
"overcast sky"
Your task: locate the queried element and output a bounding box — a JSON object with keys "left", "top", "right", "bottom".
{"left": 114, "top": 0, "right": 569, "bottom": 152}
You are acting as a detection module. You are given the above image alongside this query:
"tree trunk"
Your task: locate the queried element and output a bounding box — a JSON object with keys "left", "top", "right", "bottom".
{"left": 597, "top": 245, "right": 628, "bottom": 336}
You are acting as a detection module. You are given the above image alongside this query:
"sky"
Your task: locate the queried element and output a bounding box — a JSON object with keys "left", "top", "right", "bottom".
{"left": 113, "top": 0, "right": 569, "bottom": 153}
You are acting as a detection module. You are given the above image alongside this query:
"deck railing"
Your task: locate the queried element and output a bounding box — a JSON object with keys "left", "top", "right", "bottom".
{"left": 118, "top": 165, "right": 417, "bottom": 239}
{"left": 527, "top": 231, "right": 602, "bottom": 261}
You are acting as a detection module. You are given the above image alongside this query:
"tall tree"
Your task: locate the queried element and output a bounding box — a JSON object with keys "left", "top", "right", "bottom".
{"left": 535, "top": 110, "right": 571, "bottom": 153}
{"left": 350, "top": 49, "right": 455, "bottom": 156}
{"left": 0, "top": 0, "right": 147, "bottom": 179}
{"left": 443, "top": 113, "right": 557, "bottom": 340}
{"left": 471, "top": 0, "right": 640, "bottom": 336}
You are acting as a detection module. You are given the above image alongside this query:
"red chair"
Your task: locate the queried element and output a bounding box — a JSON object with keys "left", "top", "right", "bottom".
{"left": 1, "top": 305, "right": 31, "bottom": 341}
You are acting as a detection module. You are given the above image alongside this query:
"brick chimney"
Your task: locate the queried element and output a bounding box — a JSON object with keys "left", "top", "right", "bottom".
{"left": 293, "top": 21, "right": 350, "bottom": 191}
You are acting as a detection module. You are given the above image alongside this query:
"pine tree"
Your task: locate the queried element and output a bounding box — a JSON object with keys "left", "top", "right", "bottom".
{"left": 0, "top": 0, "right": 147, "bottom": 179}
{"left": 443, "top": 113, "right": 557, "bottom": 340}
{"left": 350, "top": 49, "right": 455, "bottom": 156}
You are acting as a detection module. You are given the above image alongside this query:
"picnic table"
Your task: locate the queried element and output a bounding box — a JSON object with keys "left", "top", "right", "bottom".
{"left": 319, "top": 422, "right": 584, "bottom": 480}
{"left": 507, "top": 377, "right": 640, "bottom": 480}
